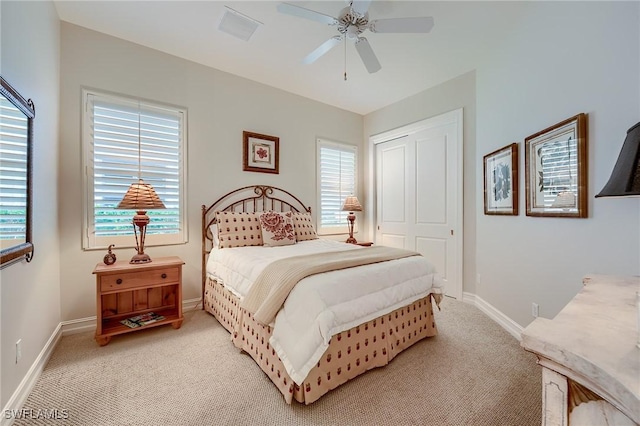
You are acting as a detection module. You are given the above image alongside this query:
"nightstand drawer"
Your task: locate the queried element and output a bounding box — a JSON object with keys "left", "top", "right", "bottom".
{"left": 100, "top": 267, "right": 179, "bottom": 292}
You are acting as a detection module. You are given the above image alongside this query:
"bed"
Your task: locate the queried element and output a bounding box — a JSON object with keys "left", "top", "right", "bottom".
{"left": 201, "top": 185, "right": 444, "bottom": 404}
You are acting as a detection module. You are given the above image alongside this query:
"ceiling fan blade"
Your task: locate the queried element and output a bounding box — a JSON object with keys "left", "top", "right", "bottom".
{"left": 354, "top": 37, "right": 381, "bottom": 73}
{"left": 350, "top": 0, "right": 372, "bottom": 18}
{"left": 303, "top": 36, "right": 343, "bottom": 64}
{"left": 369, "top": 17, "right": 434, "bottom": 33}
{"left": 277, "top": 3, "right": 338, "bottom": 26}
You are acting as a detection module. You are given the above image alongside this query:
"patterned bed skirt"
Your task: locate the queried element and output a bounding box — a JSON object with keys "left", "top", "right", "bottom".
{"left": 204, "top": 276, "right": 438, "bottom": 404}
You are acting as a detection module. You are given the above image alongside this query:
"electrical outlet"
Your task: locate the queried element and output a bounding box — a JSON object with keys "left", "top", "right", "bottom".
{"left": 16, "top": 339, "right": 22, "bottom": 363}
{"left": 532, "top": 303, "right": 539, "bottom": 318}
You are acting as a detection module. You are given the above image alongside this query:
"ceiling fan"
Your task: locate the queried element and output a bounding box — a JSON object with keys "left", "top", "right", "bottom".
{"left": 277, "top": 0, "right": 434, "bottom": 76}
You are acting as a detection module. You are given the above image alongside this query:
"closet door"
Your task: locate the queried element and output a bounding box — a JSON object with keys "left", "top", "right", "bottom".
{"left": 376, "top": 135, "right": 411, "bottom": 250}
{"left": 375, "top": 109, "right": 462, "bottom": 299}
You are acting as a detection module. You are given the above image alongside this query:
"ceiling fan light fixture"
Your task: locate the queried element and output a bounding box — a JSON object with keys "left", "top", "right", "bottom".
{"left": 277, "top": 1, "right": 433, "bottom": 75}
{"left": 218, "top": 6, "right": 263, "bottom": 41}
{"left": 346, "top": 25, "right": 360, "bottom": 39}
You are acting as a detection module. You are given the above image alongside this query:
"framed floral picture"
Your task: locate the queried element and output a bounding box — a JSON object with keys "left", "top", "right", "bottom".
{"left": 483, "top": 143, "right": 518, "bottom": 215}
{"left": 525, "top": 113, "right": 587, "bottom": 218}
{"left": 243, "top": 131, "right": 279, "bottom": 174}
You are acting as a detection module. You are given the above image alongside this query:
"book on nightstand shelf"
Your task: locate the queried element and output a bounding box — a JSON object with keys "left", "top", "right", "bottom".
{"left": 120, "top": 312, "right": 166, "bottom": 329}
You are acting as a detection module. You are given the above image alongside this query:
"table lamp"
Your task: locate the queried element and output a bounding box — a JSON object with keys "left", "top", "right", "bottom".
{"left": 116, "top": 179, "right": 165, "bottom": 263}
{"left": 341, "top": 195, "right": 362, "bottom": 244}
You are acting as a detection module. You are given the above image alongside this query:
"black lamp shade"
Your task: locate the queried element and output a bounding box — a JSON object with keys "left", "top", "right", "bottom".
{"left": 596, "top": 121, "right": 640, "bottom": 197}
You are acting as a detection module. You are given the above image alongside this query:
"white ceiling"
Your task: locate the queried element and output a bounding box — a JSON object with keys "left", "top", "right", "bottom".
{"left": 53, "top": 1, "right": 522, "bottom": 115}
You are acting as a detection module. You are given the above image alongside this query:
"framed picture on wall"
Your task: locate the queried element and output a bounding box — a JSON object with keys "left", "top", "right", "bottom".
{"left": 483, "top": 143, "right": 519, "bottom": 215}
{"left": 243, "top": 131, "right": 279, "bottom": 174}
{"left": 524, "top": 113, "right": 587, "bottom": 218}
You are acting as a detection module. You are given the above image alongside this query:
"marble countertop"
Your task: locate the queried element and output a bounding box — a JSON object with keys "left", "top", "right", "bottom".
{"left": 521, "top": 274, "right": 639, "bottom": 423}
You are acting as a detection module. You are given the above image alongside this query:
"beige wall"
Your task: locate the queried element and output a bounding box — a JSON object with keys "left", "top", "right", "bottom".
{"left": 59, "top": 23, "right": 363, "bottom": 321}
{"left": 365, "top": 2, "right": 640, "bottom": 328}
{"left": 0, "top": 0, "right": 61, "bottom": 409}
{"left": 363, "top": 71, "right": 477, "bottom": 295}
{"left": 474, "top": 1, "right": 640, "bottom": 326}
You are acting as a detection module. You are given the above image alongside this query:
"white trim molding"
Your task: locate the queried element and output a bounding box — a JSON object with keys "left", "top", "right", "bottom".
{"left": 463, "top": 292, "right": 524, "bottom": 341}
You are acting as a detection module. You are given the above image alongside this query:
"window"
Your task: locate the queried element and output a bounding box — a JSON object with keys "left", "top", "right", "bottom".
{"left": 82, "top": 89, "right": 187, "bottom": 249}
{"left": 316, "top": 139, "right": 357, "bottom": 235}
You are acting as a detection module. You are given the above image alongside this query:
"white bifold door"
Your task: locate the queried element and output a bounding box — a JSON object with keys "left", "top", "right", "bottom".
{"left": 374, "top": 109, "right": 463, "bottom": 300}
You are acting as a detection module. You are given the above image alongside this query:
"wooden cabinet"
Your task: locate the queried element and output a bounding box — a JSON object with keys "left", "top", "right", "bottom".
{"left": 521, "top": 275, "right": 639, "bottom": 425}
{"left": 92, "top": 256, "right": 184, "bottom": 346}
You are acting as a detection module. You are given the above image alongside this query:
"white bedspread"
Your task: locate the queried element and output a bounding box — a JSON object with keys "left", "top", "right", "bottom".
{"left": 206, "top": 239, "right": 444, "bottom": 385}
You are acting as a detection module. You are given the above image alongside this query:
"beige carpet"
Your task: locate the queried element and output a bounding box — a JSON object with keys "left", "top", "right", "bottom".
{"left": 14, "top": 298, "right": 541, "bottom": 425}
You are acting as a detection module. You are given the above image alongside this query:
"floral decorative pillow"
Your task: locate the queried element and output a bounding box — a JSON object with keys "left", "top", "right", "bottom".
{"left": 292, "top": 212, "right": 318, "bottom": 241}
{"left": 259, "top": 211, "right": 296, "bottom": 247}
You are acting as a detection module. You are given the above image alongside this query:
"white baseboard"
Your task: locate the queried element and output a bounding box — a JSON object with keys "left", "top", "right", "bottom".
{"left": 462, "top": 291, "right": 524, "bottom": 341}
{"left": 61, "top": 316, "right": 96, "bottom": 336}
{"left": 61, "top": 297, "right": 203, "bottom": 336}
{"left": 181, "top": 297, "right": 203, "bottom": 312}
{"left": 1, "top": 323, "right": 62, "bottom": 426}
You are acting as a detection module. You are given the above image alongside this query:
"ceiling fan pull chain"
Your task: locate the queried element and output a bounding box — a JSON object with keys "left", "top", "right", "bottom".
{"left": 344, "top": 36, "right": 348, "bottom": 81}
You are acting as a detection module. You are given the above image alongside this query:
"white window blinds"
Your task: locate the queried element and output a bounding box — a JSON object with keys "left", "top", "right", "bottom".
{"left": 0, "top": 96, "right": 28, "bottom": 242}
{"left": 83, "top": 90, "right": 187, "bottom": 249}
{"left": 316, "top": 139, "right": 357, "bottom": 234}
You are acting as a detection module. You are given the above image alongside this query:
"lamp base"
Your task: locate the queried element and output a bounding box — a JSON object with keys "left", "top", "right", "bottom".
{"left": 129, "top": 253, "right": 152, "bottom": 264}
{"left": 345, "top": 212, "right": 357, "bottom": 244}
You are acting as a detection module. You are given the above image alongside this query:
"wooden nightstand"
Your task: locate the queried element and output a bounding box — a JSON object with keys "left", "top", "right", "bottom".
{"left": 355, "top": 242, "right": 373, "bottom": 247}
{"left": 92, "top": 256, "right": 184, "bottom": 346}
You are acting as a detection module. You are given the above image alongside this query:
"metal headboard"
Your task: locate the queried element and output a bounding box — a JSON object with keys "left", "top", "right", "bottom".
{"left": 201, "top": 185, "right": 312, "bottom": 306}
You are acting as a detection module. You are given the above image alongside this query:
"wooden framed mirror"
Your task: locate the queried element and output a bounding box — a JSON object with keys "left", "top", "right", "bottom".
{"left": 0, "top": 76, "right": 35, "bottom": 266}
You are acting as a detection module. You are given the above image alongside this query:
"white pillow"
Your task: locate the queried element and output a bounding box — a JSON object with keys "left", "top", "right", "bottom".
{"left": 210, "top": 224, "right": 220, "bottom": 248}
{"left": 259, "top": 211, "right": 296, "bottom": 247}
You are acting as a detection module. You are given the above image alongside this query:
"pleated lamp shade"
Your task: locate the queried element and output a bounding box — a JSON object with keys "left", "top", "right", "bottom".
{"left": 341, "top": 196, "right": 363, "bottom": 212}
{"left": 117, "top": 180, "right": 166, "bottom": 211}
